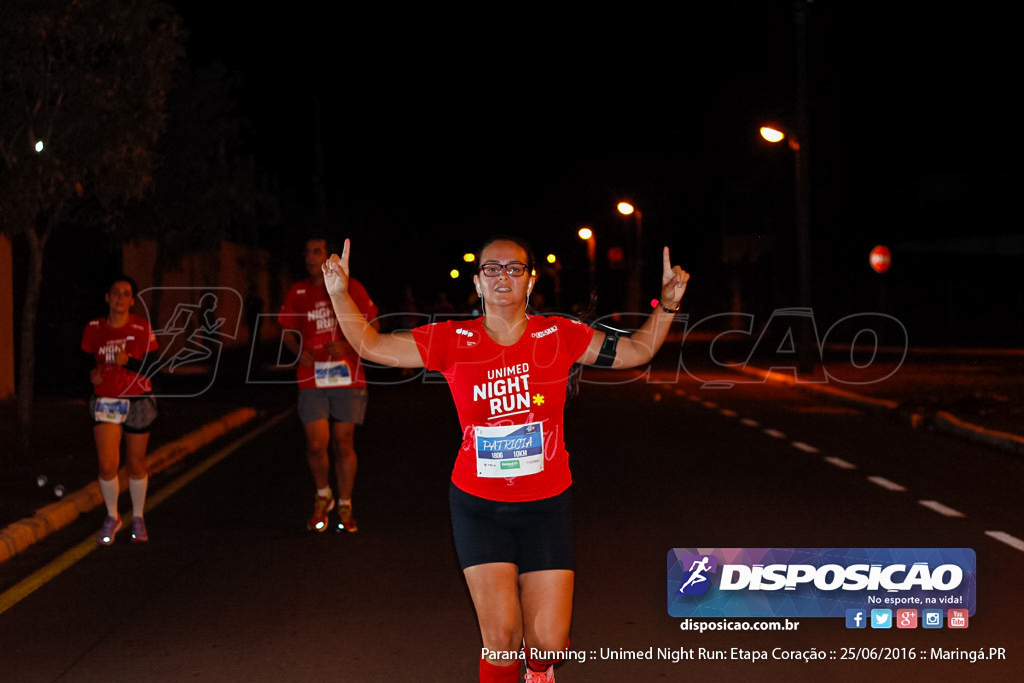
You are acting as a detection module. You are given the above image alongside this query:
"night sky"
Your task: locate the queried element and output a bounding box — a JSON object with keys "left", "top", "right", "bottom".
{"left": 167, "top": 2, "right": 1021, "bottom": 338}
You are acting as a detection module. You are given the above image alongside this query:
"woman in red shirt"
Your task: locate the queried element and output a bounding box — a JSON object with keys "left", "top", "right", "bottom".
{"left": 324, "top": 236, "right": 688, "bottom": 683}
{"left": 81, "top": 275, "right": 158, "bottom": 545}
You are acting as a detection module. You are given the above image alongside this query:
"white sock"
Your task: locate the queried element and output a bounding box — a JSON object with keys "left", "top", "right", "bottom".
{"left": 129, "top": 477, "right": 148, "bottom": 519}
{"left": 337, "top": 498, "right": 352, "bottom": 508}
{"left": 99, "top": 477, "right": 120, "bottom": 518}
{"left": 316, "top": 487, "right": 331, "bottom": 499}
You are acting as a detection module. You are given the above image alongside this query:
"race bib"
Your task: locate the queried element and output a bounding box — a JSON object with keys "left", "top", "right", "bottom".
{"left": 95, "top": 397, "right": 130, "bottom": 424}
{"left": 474, "top": 422, "right": 544, "bottom": 478}
{"left": 314, "top": 360, "right": 352, "bottom": 387}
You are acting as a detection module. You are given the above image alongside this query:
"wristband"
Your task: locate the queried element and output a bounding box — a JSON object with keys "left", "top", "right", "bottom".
{"left": 660, "top": 302, "right": 681, "bottom": 314}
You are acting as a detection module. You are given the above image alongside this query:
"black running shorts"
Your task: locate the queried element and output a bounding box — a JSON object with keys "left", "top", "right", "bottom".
{"left": 89, "top": 394, "right": 157, "bottom": 434}
{"left": 449, "top": 483, "right": 574, "bottom": 573}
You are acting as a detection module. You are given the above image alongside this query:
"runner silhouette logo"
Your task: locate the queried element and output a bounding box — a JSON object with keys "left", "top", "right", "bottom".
{"left": 678, "top": 555, "right": 718, "bottom": 596}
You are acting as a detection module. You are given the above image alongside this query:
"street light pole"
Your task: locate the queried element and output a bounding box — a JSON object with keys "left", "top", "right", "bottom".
{"left": 617, "top": 202, "right": 643, "bottom": 314}
{"left": 757, "top": 1, "right": 815, "bottom": 375}
{"left": 759, "top": 124, "right": 815, "bottom": 375}
{"left": 794, "top": 0, "right": 813, "bottom": 375}
{"left": 578, "top": 227, "right": 596, "bottom": 301}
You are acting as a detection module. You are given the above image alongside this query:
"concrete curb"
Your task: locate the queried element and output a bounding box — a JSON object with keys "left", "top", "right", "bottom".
{"left": 734, "top": 365, "right": 1024, "bottom": 458}
{"left": 933, "top": 410, "right": 1024, "bottom": 458}
{"left": 0, "top": 407, "right": 259, "bottom": 565}
{"left": 735, "top": 366, "right": 899, "bottom": 412}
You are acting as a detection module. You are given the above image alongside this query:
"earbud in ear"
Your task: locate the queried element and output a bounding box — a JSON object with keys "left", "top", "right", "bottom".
{"left": 476, "top": 287, "right": 482, "bottom": 296}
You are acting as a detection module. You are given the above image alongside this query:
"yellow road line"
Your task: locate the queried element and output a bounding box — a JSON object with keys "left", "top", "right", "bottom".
{"left": 0, "top": 408, "right": 291, "bottom": 616}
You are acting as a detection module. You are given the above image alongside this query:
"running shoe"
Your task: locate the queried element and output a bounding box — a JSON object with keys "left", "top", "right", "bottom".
{"left": 130, "top": 516, "right": 149, "bottom": 543}
{"left": 335, "top": 503, "right": 358, "bottom": 533}
{"left": 525, "top": 666, "right": 555, "bottom": 682}
{"left": 307, "top": 492, "right": 335, "bottom": 532}
{"left": 97, "top": 514, "right": 122, "bottom": 546}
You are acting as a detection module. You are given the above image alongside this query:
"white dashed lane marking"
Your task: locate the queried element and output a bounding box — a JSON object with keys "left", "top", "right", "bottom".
{"left": 867, "top": 476, "right": 907, "bottom": 492}
{"left": 918, "top": 500, "right": 966, "bottom": 518}
{"left": 985, "top": 531, "right": 1024, "bottom": 553}
{"left": 679, "top": 391, "right": 1024, "bottom": 551}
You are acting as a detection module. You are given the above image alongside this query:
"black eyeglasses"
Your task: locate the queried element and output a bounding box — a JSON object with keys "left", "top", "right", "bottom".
{"left": 479, "top": 262, "right": 530, "bottom": 277}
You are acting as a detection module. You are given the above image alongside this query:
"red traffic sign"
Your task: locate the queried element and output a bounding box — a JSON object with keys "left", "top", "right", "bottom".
{"left": 869, "top": 245, "right": 892, "bottom": 273}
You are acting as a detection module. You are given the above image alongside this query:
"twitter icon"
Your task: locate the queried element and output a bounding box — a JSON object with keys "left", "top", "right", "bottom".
{"left": 870, "top": 609, "right": 893, "bottom": 629}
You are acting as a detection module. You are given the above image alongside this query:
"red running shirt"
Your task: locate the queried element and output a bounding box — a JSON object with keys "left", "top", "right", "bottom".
{"left": 81, "top": 315, "right": 159, "bottom": 397}
{"left": 413, "top": 315, "right": 594, "bottom": 502}
{"left": 278, "top": 277, "right": 378, "bottom": 390}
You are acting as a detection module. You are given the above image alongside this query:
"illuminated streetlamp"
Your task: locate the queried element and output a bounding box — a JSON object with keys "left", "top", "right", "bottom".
{"left": 760, "top": 120, "right": 813, "bottom": 373}
{"left": 578, "top": 227, "right": 596, "bottom": 297}
{"left": 754, "top": 0, "right": 816, "bottom": 373}
{"left": 540, "top": 253, "right": 561, "bottom": 310}
{"left": 617, "top": 201, "right": 643, "bottom": 314}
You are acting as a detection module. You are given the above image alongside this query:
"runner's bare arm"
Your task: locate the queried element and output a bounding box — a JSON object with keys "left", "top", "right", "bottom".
{"left": 323, "top": 239, "right": 425, "bottom": 368}
{"left": 577, "top": 246, "right": 689, "bottom": 368}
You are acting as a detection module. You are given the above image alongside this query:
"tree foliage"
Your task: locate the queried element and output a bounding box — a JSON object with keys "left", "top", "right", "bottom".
{"left": 0, "top": 0, "right": 185, "bottom": 234}
{"left": 126, "top": 60, "right": 251, "bottom": 269}
{"left": 0, "top": 0, "right": 185, "bottom": 463}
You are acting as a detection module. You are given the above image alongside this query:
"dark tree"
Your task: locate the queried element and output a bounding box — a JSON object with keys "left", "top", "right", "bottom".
{"left": 0, "top": 0, "right": 185, "bottom": 463}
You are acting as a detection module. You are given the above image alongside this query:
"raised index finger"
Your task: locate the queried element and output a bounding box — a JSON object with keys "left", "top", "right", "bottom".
{"left": 341, "top": 238, "right": 351, "bottom": 273}
{"left": 663, "top": 246, "right": 673, "bottom": 275}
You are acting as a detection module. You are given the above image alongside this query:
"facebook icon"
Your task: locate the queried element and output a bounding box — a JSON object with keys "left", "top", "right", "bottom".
{"left": 846, "top": 609, "right": 867, "bottom": 629}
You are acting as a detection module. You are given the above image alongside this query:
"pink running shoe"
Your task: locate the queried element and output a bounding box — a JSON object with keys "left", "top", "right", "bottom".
{"left": 130, "top": 516, "right": 149, "bottom": 543}
{"left": 525, "top": 665, "right": 555, "bottom": 682}
{"left": 97, "top": 515, "right": 122, "bottom": 546}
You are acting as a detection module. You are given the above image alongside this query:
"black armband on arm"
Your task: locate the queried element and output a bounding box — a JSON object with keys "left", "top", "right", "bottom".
{"left": 590, "top": 323, "right": 628, "bottom": 368}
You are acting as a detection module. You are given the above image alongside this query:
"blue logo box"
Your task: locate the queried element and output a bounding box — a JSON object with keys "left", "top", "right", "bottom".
{"left": 667, "top": 548, "right": 976, "bottom": 618}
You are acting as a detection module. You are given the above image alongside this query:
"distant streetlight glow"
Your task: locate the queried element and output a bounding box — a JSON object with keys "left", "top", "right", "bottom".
{"left": 545, "top": 253, "right": 557, "bottom": 264}
{"left": 759, "top": 117, "right": 811, "bottom": 371}
{"left": 449, "top": 269, "right": 460, "bottom": 279}
{"left": 463, "top": 253, "right": 475, "bottom": 263}
{"left": 578, "top": 226, "right": 596, "bottom": 294}
{"left": 616, "top": 201, "right": 643, "bottom": 312}
{"left": 34, "top": 140, "right": 44, "bottom": 153}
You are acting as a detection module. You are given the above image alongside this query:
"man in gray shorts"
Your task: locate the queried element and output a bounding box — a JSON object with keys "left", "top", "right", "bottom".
{"left": 278, "top": 237, "right": 379, "bottom": 532}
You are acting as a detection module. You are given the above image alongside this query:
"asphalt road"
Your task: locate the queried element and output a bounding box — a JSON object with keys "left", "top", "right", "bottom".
{"left": 1, "top": 358, "right": 1022, "bottom": 682}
